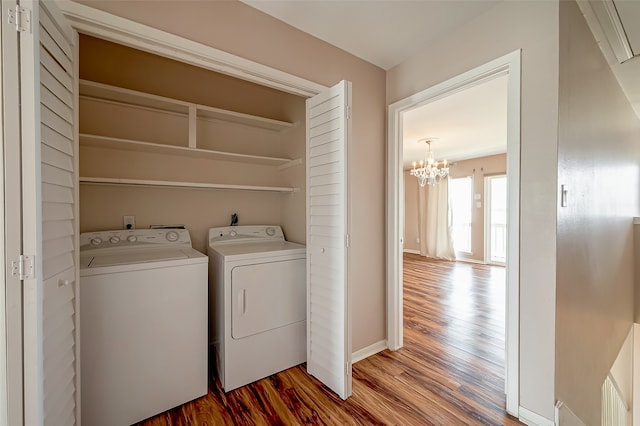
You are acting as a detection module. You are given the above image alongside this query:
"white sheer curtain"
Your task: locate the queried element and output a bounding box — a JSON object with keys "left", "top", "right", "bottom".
{"left": 418, "top": 177, "right": 456, "bottom": 260}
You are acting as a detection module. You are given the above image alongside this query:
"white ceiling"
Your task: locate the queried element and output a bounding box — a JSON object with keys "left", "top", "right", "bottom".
{"left": 240, "top": 0, "right": 500, "bottom": 71}
{"left": 402, "top": 74, "right": 508, "bottom": 169}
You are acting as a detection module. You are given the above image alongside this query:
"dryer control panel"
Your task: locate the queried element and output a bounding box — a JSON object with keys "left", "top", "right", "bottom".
{"left": 208, "top": 225, "right": 285, "bottom": 245}
{"left": 80, "top": 229, "right": 192, "bottom": 252}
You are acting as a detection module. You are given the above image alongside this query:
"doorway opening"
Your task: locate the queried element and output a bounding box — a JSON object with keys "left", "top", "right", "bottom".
{"left": 387, "top": 50, "right": 521, "bottom": 415}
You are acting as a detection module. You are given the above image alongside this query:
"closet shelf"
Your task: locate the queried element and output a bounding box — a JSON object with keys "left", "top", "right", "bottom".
{"left": 277, "top": 158, "right": 303, "bottom": 171}
{"left": 80, "top": 80, "right": 190, "bottom": 114}
{"left": 80, "top": 134, "right": 292, "bottom": 166}
{"left": 196, "top": 104, "right": 294, "bottom": 131}
{"left": 80, "top": 80, "right": 294, "bottom": 131}
{"left": 80, "top": 177, "right": 299, "bottom": 193}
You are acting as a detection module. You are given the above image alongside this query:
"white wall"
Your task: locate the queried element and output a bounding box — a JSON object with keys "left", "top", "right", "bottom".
{"left": 388, "top": 1, "right": 559, "bottom": 420}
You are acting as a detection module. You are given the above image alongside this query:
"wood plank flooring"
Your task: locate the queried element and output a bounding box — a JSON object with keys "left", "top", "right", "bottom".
{"left": 137, "top": 254, "right": 522, "bottom": 425}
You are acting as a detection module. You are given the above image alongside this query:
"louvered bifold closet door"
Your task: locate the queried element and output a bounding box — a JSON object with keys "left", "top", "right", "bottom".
{"left": 306, "top": 80, "right": 352, "bottom": 400}
{"left": 38, "top": 2, "right": 78, "bottom": 425}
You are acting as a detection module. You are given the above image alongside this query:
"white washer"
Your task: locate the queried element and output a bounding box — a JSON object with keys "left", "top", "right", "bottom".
{"left": 208, "top": 225, "right": 306, "bottom": 391}
{"left": 80, "top": 229, "right": 208, "bottom": 426}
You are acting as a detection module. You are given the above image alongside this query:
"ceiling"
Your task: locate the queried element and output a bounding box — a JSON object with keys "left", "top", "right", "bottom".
{"left": 402, "top": 74, "right": 508, "bottom": 169}
{"left": 240, "top": 0, "right": 500, "bottom": 71}
{"left": 240, "top": 0, "right": 640, "bottom": 163}
{"left": 578, "top": 0, "right": 640, "bottom": 118}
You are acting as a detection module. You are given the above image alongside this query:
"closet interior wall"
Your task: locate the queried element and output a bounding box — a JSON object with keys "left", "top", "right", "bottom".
{"left": 78, "top": 35, "right": 306, "bottom": 252}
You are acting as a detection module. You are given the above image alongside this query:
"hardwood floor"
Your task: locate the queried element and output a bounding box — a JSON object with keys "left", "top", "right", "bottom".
{"left": 137, "top": 254, "right": 522, "bottom": 425}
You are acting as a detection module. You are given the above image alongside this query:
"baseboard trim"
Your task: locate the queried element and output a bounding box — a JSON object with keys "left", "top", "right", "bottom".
{"left": 352, "top": 340, "right": 387, "bottom": 364}
{"left": 456, "top": 257, "right": 485, "bottom": 265}
{"left": 403, "top": 249, "right": 420, "bottom": 254}
{"left": 519, "top": 406, "right": 555, "bottom": 426}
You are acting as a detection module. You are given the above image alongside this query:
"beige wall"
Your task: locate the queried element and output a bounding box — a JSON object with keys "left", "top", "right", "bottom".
{"left": 79, "top": 36, "right": 306, "bottom": 253}
{"left": 555, "top": 1, "right": 640, "bottom": 423}
{"left": 404, "top": 154, "right": 506, "bottom": 262}
{"left": 388, "top": 1, "right": 560, "bottom": 419}
{"left": 75, "top": 1, "right": 387, "bottom": 352}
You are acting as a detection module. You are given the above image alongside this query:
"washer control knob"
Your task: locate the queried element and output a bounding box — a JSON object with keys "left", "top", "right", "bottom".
{"left": 166, "top": 231, "right": 179, "bottom": 242}
{"left": 229, "top": 230, "right": 237, "bottom": 237}
{"left": 127, "top": 235, "right": 137, "bottom": 243}
{"left": 266, "top": 227, "right": 276, "bottom": 236}
{"left": 109, "top": 236, "right": 120, "bottom": 244}
{"left": 90, "top": 238, "right": 102, "bottom": 246}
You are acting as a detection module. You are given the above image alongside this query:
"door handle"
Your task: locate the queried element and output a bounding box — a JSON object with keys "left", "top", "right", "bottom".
{"left": 237, "top": 289, "right": 246, "bottom": 315}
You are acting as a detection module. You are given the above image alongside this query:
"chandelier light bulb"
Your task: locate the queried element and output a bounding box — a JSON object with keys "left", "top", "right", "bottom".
{"left": 409, "top": 138, "right": 450, "bottom": 187}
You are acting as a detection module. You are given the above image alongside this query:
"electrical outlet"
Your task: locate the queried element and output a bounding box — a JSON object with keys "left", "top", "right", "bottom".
{"left": 123, "top": 215, "right": 136, "bottom": 230}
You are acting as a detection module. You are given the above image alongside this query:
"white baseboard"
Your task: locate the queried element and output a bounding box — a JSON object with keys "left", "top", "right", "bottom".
{"left": 519, "top": 406, "right": 555, "bottom": 426}
{"left": 456, "top": 257, "right": 485, "bottom": 265}
{"left": 403, "top": 249, "right": 420, "bottom": 254}
{"left": 352, "top": 340, "right": 387, "bottom": 364}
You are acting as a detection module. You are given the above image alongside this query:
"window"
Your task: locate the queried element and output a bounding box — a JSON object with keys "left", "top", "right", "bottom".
{"left": 486, "top": 175, "right": 507, "bottom": 264}
{"left": 449, "top": 177, "right": 473, "bottom": 253}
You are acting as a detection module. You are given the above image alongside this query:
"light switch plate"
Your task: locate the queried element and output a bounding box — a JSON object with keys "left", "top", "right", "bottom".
{"left": 561, "top": 185, "right": 568, "bottom": 207}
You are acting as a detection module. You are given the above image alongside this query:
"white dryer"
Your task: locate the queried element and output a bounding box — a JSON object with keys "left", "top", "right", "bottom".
{"left": 80, "top": 229, "right": 208, "bottom": 426}
{"left": 208, "top": 225, "right": 306, "bottom": 391}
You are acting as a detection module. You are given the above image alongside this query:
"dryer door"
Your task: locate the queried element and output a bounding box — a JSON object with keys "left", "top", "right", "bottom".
{"left": 231, "top": 259, "right": 306, "bottom": 339}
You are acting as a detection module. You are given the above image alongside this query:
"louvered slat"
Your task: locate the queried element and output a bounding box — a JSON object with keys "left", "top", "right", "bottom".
{"left": 39, "top": 26, "right": 72, "bottom": 73}
{"left": 42, "top": 235, "right": 74, "bottom": 259}
{"left": 42, "top": 125, "right": 73, "bottom": 155}
{"left": 42, "top": 202, "right": 73, "bottom": 222}
{"left": 40, "top": 65, "right": 72, "bottom": 108}
{"left": 42, "top": 164, "right": 73, "bottom": 188}
{"left": 42, "top": 144, "right": 73, "bottom": 171}
{"left": 38, "top": 1, "right": 77, "bottom": 424}
{"left": 43, "top": 220, "right": 74, "bottom": 242}
{"left": 43, "top": 253, "right": 74, "bottom": 281}
{"left": 42, "top": 183, "right": 73, "bottom": 203}
{"left": 41, "top": 85, "right": 73, "bottom": 123}
{"left": 40, "top": 47, "right": 72, "bottom": 92}
{"left": 306, "top": 81, "right": 351, "bottom": 400}
{"left": 41, "top": 105, "right": 72, "bottom": 138}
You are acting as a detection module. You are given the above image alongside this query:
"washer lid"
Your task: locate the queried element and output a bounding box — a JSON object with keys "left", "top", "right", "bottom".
{"left": 83, "top": 248, "right": 190, "bottom": 268}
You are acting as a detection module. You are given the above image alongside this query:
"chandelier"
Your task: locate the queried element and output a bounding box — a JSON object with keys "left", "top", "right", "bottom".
{"left": 410, "top": 139, "right": 449, "bottom": 187}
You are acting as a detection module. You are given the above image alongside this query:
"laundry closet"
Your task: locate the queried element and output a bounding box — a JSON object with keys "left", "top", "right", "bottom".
{"left": 78, "top": 33, "right": 353, "bottom": 411}
{"left": 78, "top": 35, "right": 307, "bottom": 251}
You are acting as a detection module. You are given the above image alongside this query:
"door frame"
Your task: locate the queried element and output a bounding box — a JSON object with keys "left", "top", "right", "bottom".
{"left": 2, "top": 2, "right": 26, "bottom": 424}
{"left": 484, "top": 174, "right": 507, "bottom": 266}
{"left": 386, "top": 50, "right": 521, "bottom": 416}
{"left": 57, "top": 2, "right": 326, "bottom": 98}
